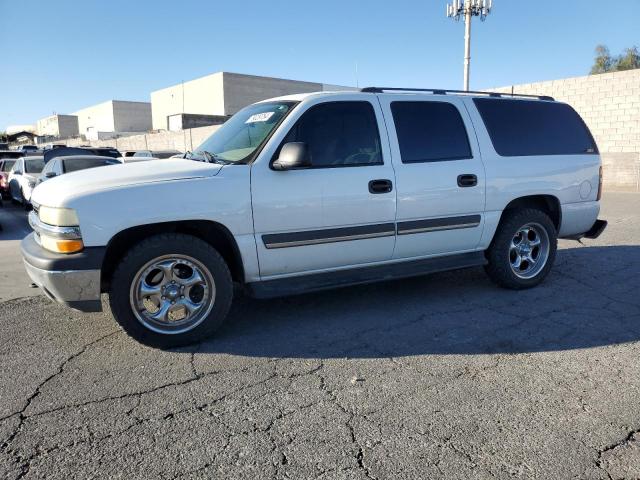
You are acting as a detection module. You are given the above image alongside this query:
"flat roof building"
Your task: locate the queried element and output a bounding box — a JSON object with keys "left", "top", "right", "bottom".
{"left": 150, "top": 72, "right": 351, "bottom": 130}
{"left": 36, "top": 114, "right": 79, "bottom": 138}
{"left": 72, "top": 100, "right": 152, "bottom": 140}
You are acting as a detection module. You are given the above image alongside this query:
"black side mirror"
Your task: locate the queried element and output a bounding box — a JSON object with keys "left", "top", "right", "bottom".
{"left": 45, "top": 171, "right": 57, "bottom": 178}
{"left": 272, "top": 142, "right": 311, "bottom": 171}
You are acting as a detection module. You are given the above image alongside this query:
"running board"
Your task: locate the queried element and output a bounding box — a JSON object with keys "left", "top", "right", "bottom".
{"left": 246, "top": 251, "right": 487, "bottom": 299}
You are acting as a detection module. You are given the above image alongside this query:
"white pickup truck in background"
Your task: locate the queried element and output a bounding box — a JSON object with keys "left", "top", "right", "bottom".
{"left": 22, "top": 88, "right": 607, "bottom": 348}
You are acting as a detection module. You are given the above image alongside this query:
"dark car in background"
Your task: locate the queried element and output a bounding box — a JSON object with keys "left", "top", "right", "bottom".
{"left": 38, "top": 155, "right": 121, "bottom": 184}
{"left": 43, "top": 146, "right": 121, "bottom": 163}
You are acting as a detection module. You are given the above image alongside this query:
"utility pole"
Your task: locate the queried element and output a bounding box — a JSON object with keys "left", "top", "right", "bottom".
{"left": 446, "top": 0, "right": 493, "bottom": 91}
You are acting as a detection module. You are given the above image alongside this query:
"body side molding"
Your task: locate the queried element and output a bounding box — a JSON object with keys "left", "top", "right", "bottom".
{"left": 247, "top": 251, "right": 487, "bottom": 299}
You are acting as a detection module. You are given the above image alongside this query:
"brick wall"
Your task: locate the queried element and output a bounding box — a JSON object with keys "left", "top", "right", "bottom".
{"left": 491, "top": 69, "right": 640, "bottom": 190}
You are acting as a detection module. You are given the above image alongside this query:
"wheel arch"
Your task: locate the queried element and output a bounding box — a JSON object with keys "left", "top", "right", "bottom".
{"left": 101, "top": 220, "right": 245, "bottom": 292}
{"left": 499, "top": 194, "right": 561, "bottom": 231}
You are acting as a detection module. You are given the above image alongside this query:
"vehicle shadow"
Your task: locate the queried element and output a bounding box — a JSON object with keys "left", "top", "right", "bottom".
{"left": 197, "top": 245, "right": 640, "bottom": 358}
{"left": 0, "top": 203, "right": 31, "bottom": 241}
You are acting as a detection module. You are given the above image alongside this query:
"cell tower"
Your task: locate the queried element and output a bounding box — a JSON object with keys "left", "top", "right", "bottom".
{"left": 446, "top": 0, "right": 493, "bottom": 91}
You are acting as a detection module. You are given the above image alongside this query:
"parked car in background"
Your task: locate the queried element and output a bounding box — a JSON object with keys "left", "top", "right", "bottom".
{"left": 8, "top": 156, "right": 45, "bottom": 207}
{"left": 43, "top": 146, "right": 121, "bottom": 164}
{"left": 18, "top": 145, "right": 40, "bottom": 154}
{"left": 0, "top": 152, "right": 23, "bottom": 199}
{"left": 121, "top": 150, "right": 183, "bottom": 162}
{"left": 42, "top": 144, "right": 66, "bottom": 151}
{"left": 38, "top": 155, "right": 121, "bottom": 184}
{"left": 1, "top": 159, "right": 18, "bottom": 199}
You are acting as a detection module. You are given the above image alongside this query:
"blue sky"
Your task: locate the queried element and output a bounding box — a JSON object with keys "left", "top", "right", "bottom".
{"left": 1, "top": 0, "right": 638, "bottom": 129}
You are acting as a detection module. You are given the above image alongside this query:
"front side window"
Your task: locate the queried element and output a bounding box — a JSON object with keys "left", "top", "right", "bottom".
{"left": 194, "top": 101, "right": 296, "bottom": 164}
{"left": 391, "top": 101, "right": 472, "bottom": 163}
{"left": 280, "top": 101, "right": 382, "bottom": 168}
{"left": 474, "top": 98, "right": 598, "bottom": 157}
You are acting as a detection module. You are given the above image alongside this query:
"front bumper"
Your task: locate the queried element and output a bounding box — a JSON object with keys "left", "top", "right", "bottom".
{"left": 21, "top": 233, "right": 105, "bottom": 312}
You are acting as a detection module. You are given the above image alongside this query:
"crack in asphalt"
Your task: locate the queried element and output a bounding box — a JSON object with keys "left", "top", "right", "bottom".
{"left": 2, "top": 209, "right": 640, "bottom": 479}
{"left": 316, "top": 362, "right": 378, "bottom": 480}
{"left": 595, "top": 428, "right": 640, "bottom": 480}
{"left": 0, "top": 330, "right": 119, "bottom": 478}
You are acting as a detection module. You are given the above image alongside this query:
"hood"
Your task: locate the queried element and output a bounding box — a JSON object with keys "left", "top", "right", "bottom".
{"left": 32, "top": 159, "right": 222, "bottom": 207}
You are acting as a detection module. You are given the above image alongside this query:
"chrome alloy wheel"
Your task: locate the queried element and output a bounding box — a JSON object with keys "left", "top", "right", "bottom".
{"left": 130, "top": 255, "right": 216, "bottom": 334}
{"left": 509, "top": 222, "right": 550, "bottom": 280}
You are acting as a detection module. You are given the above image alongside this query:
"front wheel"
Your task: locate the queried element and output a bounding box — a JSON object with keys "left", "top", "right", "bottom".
{"left": 109, "top": 234, "right": 233, "bottom": 348}
{"left": 484, "top": 208, "right": 557, "bottom": 289}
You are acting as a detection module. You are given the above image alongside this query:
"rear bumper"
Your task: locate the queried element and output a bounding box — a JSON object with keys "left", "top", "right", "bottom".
{"left": 21, "top": 233, "right": 105, "bottom": 312}
{"left": 562, "top": 218, "right": 608, "bottom": 241}
{"left": 582, "top": 219, "right": 608, "bottom": 239}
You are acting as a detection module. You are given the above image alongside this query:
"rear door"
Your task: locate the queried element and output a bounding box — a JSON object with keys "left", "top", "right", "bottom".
{"left": 378, "top": 95, "right": 486, "bottom": 259}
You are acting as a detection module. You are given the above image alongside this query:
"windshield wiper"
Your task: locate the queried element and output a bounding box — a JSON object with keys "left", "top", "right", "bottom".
{"left": 196, "top": 150, "right": 231, "bottom": 165}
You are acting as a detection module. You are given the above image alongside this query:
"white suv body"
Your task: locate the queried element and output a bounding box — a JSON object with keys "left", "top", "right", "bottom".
{"left": 23, "top": 89, "right": 606, "bottom": 348}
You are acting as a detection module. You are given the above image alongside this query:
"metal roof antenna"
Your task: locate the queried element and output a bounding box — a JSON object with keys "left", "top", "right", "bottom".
{"left": 446, "top": 0, "right": 493, "bottom": 91}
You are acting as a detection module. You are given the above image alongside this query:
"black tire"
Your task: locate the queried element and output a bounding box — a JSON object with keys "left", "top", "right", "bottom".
{"left": 19, "top": 188, "right": 27, "bottom": 209}
{"left": 484, "top": 208, "right": 557, "bottom": 290}
{"left": 108, "top": 233, "right": 233, "bottom": 348}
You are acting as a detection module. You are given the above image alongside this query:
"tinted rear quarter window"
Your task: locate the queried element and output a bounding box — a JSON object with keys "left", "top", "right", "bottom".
{"left": 474, "top": 98, "right": 597, "bottom": 156}
{"left": 391, "top": 101, "right": 472, "bottom": 163}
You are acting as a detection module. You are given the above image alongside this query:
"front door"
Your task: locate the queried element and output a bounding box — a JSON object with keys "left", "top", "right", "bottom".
{"left": 377, "top": 95, "right": 486, "bottom": 259}
{"left": 251, "top": 97, "right": 396, "bottom": 278}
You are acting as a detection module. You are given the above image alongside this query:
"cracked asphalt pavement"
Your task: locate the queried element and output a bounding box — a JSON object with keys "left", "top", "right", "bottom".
{"left": 1, "top": 192, "right": 640, "bottom": 479}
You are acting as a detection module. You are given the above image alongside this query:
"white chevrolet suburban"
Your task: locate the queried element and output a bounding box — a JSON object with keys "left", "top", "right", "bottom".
{"left": 22, "top": 88, "right": 607, "bottom": 348}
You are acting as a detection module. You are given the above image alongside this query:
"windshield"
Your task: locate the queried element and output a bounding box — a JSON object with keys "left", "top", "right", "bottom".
{"left": 25, "top": 158, "right": 45, "bottom": 174}
{"left": 193, "top": 101, "right": 296, "bottom": 163}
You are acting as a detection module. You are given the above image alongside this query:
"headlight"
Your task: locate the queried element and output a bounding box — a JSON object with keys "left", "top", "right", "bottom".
{"left": 27, "top": 180, "right": 36, "bottom": 188}
{"left": 29, "top": 208, "right": 84, "bottom": 254}
{"left": 38, "top": 206, "right": 80, "bottom": 227}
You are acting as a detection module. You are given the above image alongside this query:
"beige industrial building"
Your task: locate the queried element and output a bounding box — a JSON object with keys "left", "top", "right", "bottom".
{"left": 150, "top": 72, "right": 351, "bottom": 130}
{"left": 73, "top": 100, "right": 152, "bottom": 140}
{"left": 36, "top": 114, "right": 79, "bottom": 138}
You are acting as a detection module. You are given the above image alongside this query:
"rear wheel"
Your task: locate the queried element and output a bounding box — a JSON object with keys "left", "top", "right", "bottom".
{"left": 484, "top": 208, "right": 557, "bottom": 289}
{"left": 109, "top": 234, "right": 233, "bottom": 348}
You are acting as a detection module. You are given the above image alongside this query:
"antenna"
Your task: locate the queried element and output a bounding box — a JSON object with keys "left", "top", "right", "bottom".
{"left": 446, "top": 0, "right": 493, "bottom": 91}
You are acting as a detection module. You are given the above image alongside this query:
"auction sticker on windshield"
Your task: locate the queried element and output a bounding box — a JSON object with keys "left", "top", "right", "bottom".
{"left": 245, "top": 112, "right": 275, "bottom": 124}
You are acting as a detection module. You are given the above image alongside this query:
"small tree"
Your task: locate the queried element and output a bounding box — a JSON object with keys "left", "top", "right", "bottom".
{"left": 615, "top": 46, "right": 640, "bottom": 71}
{"left": 590, "top": 45, "right": 613, "bottom": 74}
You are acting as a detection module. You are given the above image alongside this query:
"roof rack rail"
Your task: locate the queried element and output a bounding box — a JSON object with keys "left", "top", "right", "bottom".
{"left": 360, "top": 87, "right": 554, "bottom": 101}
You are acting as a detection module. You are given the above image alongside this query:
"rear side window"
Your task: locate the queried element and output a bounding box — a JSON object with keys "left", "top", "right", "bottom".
{"left": 391, "top": 101, "right": 472, "bottom": 163}
{"left": 474, "top": 98, "right": 597, "bottom": 157}
{"left": 282, "top": 101, "right": 382, "bottom": 168}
